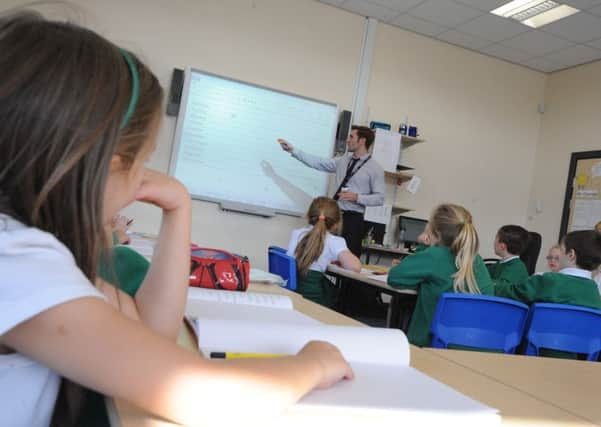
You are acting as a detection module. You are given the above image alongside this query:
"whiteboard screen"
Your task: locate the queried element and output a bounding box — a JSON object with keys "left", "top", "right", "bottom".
{"left": 169, "top": 68, "right": 339, "bottom": 216}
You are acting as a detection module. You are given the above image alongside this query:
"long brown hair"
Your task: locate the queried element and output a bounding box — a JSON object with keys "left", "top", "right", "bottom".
{"left": 0, "top": 11, "right": 162, "bottom": 278}
{"left": 428, "top": 204, "right": 481, "bottom": 293}
{"left": 0, "top": 11, "right": 163, "bottom": 425}
{"left": 295, "top": 197, "right": 341, "bottom": 276}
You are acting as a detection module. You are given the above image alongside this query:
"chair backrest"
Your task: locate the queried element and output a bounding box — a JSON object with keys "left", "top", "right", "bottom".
{"left": 525, "top": 303, "right": 601, "bottom": 361}
{"left": 430, "top": 293, "right": 530, "bottom": 353}
{"left": 267, "top": 247, "right": 297, "bottom": 291}
{"left": 520, "top": 231, "right": 542, "bottom": 275}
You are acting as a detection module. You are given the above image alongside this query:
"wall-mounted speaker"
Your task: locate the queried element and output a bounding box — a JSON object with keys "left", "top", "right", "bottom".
{"left": 335, "top": 110, "right": 352, "bottom": 154}
{"left": 166, "top": 68, "right": 184, "bottom": 117}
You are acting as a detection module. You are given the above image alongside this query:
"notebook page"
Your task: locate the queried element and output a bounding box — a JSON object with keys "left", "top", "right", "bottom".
{"left": 186, "top": 302, "right": 319, "bottom": 325}
{"left": 187, "top": 288, "right": 293, "bottom": 309}
{"left": 193, "top": 319, "right": 409, "bottom": 366}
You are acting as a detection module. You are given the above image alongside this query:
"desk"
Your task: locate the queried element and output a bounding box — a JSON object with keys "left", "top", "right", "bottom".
{"left": 362, "top": 244, "right": 411, "bottom": 264}
{"left": 424, "top": 349, "right": 601, "bottom": 426}
{"left": 326, "top": 264, "right": 417, "bottom": 330}
{"left": 109, "top": 283, "right": 596, "bottom": 427}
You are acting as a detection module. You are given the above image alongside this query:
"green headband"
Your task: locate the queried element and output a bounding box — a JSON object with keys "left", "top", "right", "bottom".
{"left": 119, "top": 49, "right": 140, "bottom": 130}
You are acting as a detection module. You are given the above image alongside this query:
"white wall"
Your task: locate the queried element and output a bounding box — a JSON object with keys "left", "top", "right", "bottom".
{"left": 527, "top": 60, "right": 601, "bottom": 271}
{"left": 367, "top": 24, "right": 546, "bottom": 258}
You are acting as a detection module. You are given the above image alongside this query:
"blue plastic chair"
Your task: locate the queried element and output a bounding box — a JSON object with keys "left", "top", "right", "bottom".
{"left": 430, "top": 293, "right": 530, "bottom": 353}
{"left": 267, "top": 247, "right": 297, "bottom": 291}
{"left": 525, "top": 303, "right": 601, "bottom": 361}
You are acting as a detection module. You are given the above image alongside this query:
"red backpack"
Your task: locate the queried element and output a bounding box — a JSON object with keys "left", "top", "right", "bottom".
{"left": 189, "top": 247, "right": 250, "bottom": 291}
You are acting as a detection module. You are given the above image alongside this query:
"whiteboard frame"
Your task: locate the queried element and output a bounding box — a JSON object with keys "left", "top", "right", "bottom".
{"left": 168, "top": 67, "right": 339, "bottom": 217}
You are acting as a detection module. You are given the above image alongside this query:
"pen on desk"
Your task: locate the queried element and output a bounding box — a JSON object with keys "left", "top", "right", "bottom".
{"left": 210, "top": 351, "right": 286, "bottom": 359}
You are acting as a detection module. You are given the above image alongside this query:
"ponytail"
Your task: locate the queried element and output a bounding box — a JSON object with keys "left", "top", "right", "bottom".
{"left": 429, "top": 204, "right": 481, "bottom": 294}
{"left": 451, "top": 222, "right": 480, "bottom": 293}
{"left": 295, "top": 197, "right": 341, "bottom": 276}
{"left": 295, "top": 217, "right": 329, "bottom": 276}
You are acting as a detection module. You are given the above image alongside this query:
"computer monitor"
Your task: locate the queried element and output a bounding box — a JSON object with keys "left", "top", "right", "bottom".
{"left": 398, "top": 216, "right": 428, "bottom": 248}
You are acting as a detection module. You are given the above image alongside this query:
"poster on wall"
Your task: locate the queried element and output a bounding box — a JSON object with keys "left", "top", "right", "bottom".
{"left": 560, "top": 152, "right": 601, "bottom": 237}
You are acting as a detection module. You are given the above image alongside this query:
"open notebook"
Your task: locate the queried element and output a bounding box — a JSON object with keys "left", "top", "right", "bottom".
{"left": 186, "top": 287, "right": 318, "bottom": 324}
{"left": 187, "top": 315, "right": 501, "bottom": 426}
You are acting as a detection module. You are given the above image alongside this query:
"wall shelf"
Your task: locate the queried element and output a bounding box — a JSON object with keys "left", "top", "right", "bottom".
{"left": 401, "top": 135, "right": 425, "bottom": 148}
{"left": 385, "top": 171, "right": 413, "bottom": 184}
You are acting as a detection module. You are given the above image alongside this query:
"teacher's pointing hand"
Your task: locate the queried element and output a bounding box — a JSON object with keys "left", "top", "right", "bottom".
{"left": 277, "top": 138, "right": 294, "bottom": 152}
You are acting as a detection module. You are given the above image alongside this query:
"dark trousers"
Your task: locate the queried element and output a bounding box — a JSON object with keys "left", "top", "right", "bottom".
{"left": 341, "top": 210, "right": 365, "bottom": 258}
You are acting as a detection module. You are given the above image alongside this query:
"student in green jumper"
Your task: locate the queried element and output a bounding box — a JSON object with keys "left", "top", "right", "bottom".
{"left": 487, "top": 225, "right": 530, "bottom": 286}
{"left": 387, "top": 204, "right": 494, "bottom": 347}
{"left": 496, "top": 230, "right": 601, "bottom": 359}
{"left": 495, "top": 230, "right": 601, "bottom": 309}
{"left": 287, "top": 197, "right": 361, "bottom": 307}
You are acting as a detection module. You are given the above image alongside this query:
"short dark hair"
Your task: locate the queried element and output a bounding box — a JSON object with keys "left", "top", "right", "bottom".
{"left": 563, "top": 230, "right": 601, "bottom": 271}
{"left": 497, "top": 225, "right": 529, "bottom": 255}
{"left": 351, "top": 125, "right": 375, "bottom": 149}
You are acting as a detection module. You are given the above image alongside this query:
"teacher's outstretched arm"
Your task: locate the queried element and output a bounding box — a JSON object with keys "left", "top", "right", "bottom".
{"left": 277, "top": 138, "right": 339, "bottom": 173}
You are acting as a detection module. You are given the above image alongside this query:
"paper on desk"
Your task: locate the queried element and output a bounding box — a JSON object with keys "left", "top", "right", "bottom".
{"left": 406, "top": 175, "right": 421, "bottom": 194}
{"left": 249, "top": 267, "right": 285, "bottom": 285}
{"left": 364, "top": 204, "right": 392, "bottom": 225}
{"left": 188, "top": 287, "right": 293, "bottom": 309}
{"left": 193, "top": 320, "right": 500, "bottom": 426}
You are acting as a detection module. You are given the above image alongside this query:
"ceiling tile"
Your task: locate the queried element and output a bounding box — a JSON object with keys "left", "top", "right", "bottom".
{"left": 542, "top": 11, "right": 601, "bottom": 43}
{"left": 501, "top": 30, "right": 574, "bottom": 56}
{"left": 456, "top": 13, "right": 529, "bottom": 42}
{"left": 365, "top": 0, "right": 425, "bottom": 13}
{"left": 587, "top": 4, "right": 601, "bottom": 16}
{"left": 561, "top": 0, "right": 601, "bottom": 10}
{"left": 453, "top": 0, "right": 509, "bottom": 12}
{"left": 318, "top": 0, "right": 346, "bottom": 6}
{"left": 407, "top": 0, "right": 484, "bottom": 27}
{"left": 340, "top": 0, "right": 397, "bottom": 21}
{"left": 481, "top": 43, "right": 533, "bottom": 63}
{"left": 391, "top": 13, "right": 450, "bottom": 36}
{"left": 586, "top": 37, "right": 601, "bottom": 49}
{"left": 436, "top": 29, "right": 493, "bottom": 50}
{"left": 520, "top": 56, "right": 566, "bottom": 72}
{"left": 544, "top": 44, "right": 601, "bottom": 66}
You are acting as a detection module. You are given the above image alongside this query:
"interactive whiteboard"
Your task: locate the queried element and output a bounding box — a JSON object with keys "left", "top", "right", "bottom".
{"left": 169, "top": 68, "right": 338, "bottom": 216}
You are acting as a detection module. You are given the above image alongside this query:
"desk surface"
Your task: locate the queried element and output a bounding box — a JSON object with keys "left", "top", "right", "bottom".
{"left": 111, "top": 283, "right": 596, "bottom": 427}
{"left": 326, "top": 264, "right": 417, "bottom": 295}
{"left": 425, "top": 348, "right": 601, "bottom": 426}
{"left": 363, "top": 244, "right": 411, "bottom": 256}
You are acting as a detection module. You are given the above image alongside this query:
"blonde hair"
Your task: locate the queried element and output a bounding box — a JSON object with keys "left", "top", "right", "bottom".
{"left": 429, "top": 204, "right": 481, "bottom": 294}
{"left": 549, "top": 244, "right": 561, "bottom": 253}
{"left": 295, "top": 197, "right": 341, "bottom": 276}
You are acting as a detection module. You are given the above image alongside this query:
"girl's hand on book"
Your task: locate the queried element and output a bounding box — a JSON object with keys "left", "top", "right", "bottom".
{"left": 135, "top": 168, "right": 191, "bottom": 212}
{"left": 298, "top": 341, "right": 354, "bottom": 389}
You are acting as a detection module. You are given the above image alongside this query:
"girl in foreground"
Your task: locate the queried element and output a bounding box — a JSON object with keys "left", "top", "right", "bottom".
{"left": 0, "top": 12, "right": 352, "bottom": 427}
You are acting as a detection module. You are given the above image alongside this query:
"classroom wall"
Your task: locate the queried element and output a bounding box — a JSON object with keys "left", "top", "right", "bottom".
{"left": 11, "top": 0, "right": 550, "bottom": 267}
{"left": 526, "top": 60, "right": 601, "bottom": 271}
{"left": 367, "top": 23, "right": 546, "bottom": 258}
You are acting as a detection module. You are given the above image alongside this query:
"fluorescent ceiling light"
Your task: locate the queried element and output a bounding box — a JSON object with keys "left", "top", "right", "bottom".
{"left": 491, "top": 0, "right": 579, "bottom": 28}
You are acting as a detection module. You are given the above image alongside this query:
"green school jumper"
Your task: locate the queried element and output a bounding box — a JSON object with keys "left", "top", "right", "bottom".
{"left": 296, "top": 270, "right": 337, "bottom": 308}
{"left": 487, "top": 257, "right": 529, "bottom": 287}
{"left": 494, "top": 272, "right": 601, "bottom": 309}
{"left": 495, "top": 272, "right": 601, "bottom": 359}
{"left": 387, "top": 246, "right": 494, "bottom": 347}
{"left": 98, "top": 245, "right": 150, "bottom": 297}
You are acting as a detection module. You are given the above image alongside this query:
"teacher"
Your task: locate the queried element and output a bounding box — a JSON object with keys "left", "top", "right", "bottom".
{"left": 278, "top": 125, "right": 385, "bottom": 257}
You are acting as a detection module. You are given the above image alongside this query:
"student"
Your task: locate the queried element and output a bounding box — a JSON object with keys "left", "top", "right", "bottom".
{"left": 487, "top": 225, "right": 530, "bottom": 286}
{"left": 287, "top": 197, "right": 361, "bottom": 307}
{"left": 387, "top": 204, "right": 493, "bottom": 347}
{"left": 0, "top": 13, "right": 352, "bottom": 427}
{"left": 545, "top": 244, "right": 562, "bottom": 273}
{"left": 495, "top": 230, "right": 601, "bottom": 310}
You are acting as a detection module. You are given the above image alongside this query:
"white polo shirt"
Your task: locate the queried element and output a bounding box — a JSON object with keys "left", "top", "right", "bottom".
{"left": 287, "top": 226, "right": 349, "bottom": 273}
{"left": 0, "top": 214, "right": 105, "bottom": 427}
